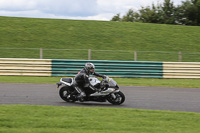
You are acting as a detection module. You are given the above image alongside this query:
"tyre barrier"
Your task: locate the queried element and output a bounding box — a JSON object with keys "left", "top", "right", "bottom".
{"left": 0, "top": 58, "right": 199, "bottom": 78}
{"left": 0, "top": 58, "right": 51, "bottom": 76}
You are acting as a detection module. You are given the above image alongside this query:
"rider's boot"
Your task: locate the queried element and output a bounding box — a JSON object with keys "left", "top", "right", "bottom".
{"left": 74, "top": 86, "right": 86, "bottom": 102}
{"left": 77, "top": 92, "right": 85, "bottom": 102}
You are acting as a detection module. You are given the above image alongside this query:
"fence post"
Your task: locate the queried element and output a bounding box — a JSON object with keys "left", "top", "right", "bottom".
{"left": 40, "top": 48, "right": 43, "bottom": 59}
{"left": 88, "top": 49, "right": 91, "bottom": 60}
{"left": 179, "top": 51, "right": 182, "bottom": 62}
{"left": 134, "top": 51, "right": 137, "bottom": 61}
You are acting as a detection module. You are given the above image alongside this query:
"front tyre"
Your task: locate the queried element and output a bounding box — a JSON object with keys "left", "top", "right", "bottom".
{"left": 107, "top": 91, "right": 125, "bottom": 105}
{"left": 59, "top": 86, "right": 75, "bottom": 102}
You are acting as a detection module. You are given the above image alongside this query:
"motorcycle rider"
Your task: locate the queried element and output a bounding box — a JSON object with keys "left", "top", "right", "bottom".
{"left": 73, "top": 62, "right": 106, "bottom": 102}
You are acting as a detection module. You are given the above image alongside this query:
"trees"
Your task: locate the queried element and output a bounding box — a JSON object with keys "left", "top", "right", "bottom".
{"left": 111, "top": 0, "right": 200, "bottom": 26}
{"left": 162, "top": 0, "right": 176, "bottom": 24}
{"left": 111, "top": 13, "right": 121, "bottom": 21}
{"left": 176, "top": 0, "right": 200, "bottom": 25}
{"left": 139, "top": 4, "right": 163, "bottom": 23}
{"left": 121, "top": 9, "right": 140, "bottom": 22}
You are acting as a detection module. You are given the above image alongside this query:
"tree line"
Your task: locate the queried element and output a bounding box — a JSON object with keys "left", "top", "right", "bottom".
{"left": 111, "top": 0, "right": 200, "bottom": 26}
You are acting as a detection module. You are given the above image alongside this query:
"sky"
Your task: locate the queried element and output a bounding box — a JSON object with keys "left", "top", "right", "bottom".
{"left": 0, "top": 0, "right": 183, "bottom": 21}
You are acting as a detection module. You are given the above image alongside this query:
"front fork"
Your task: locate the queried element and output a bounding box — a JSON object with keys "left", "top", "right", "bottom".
{"left": 110, "top": 89, "right": 120, "bottom": 99}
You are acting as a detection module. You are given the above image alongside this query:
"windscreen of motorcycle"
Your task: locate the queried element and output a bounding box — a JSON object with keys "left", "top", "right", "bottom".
{"left": 108, "top": 78, "right": 117, "bottom": 87}
{"left": 89, "top": 77, "right": 101, "bottom": 86}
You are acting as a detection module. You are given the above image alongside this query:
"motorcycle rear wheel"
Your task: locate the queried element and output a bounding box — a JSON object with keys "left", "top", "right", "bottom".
{"left": 59, "top": 86, "right": 76, "bottom": 102}
{"left": 107, "top": 91, "right": 125, "bottom": 105}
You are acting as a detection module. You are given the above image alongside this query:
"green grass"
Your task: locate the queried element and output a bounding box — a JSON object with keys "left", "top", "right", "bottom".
{"left": 0, "top": 105, "right": 200, "bottom": 133}
{"left": 0, "top": 16, "right": 200, "bottom": 61}
{"left": 0, "top": 76, "right": 199, "bottom": 88}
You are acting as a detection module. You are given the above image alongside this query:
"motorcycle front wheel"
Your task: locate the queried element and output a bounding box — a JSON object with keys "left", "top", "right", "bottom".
{"left": 107, "top": 91, "right": 125, "bottom": 105}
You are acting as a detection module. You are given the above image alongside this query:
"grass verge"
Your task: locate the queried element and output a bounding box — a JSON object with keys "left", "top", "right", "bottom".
{"left": 0, "top": 76, "right": 199, "bottom": 88}
{"left": 0, "top": 105, "right": 200, "bottom": 133}
{"left": 0, "top": 16, "right": 200, "bottom": 61}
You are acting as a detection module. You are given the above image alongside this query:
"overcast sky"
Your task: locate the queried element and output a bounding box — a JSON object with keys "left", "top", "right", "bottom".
{"left": 0, "top": 0, "right": 183, "bottom": 21}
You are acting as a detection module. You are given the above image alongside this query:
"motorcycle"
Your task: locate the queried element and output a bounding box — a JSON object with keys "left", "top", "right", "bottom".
{"left": 57, "top": 76, "right": 125, "bottom": 105}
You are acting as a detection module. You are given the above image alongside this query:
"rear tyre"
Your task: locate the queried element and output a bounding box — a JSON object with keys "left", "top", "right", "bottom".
{"left": 59, "top": 86, "right": 76, "bottom": 102}
{"left": 107, "top": 91, "right": 125, "bottom": 105}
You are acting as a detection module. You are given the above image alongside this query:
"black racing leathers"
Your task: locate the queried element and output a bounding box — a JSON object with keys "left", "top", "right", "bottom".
{"left": 73, "top": 68, "right": 105, "bottom": 101}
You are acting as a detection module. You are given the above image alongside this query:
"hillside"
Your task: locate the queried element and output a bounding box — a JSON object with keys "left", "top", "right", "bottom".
{"left": 0, "top": 16, "right": 199, "bottom": 61}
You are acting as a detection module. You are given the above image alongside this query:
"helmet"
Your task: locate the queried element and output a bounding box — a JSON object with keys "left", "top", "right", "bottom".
{"left": 84, "top": 62, "right": 95, "bottom": 74}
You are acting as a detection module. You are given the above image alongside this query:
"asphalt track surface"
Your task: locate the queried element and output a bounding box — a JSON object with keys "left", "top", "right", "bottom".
{"left": 0, "top": 83, "right": 200, "bottom": 113}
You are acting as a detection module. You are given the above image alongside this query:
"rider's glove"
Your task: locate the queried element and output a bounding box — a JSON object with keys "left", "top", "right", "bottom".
{"left": 102, "top": 75, "right": 107, "bottom": 79}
